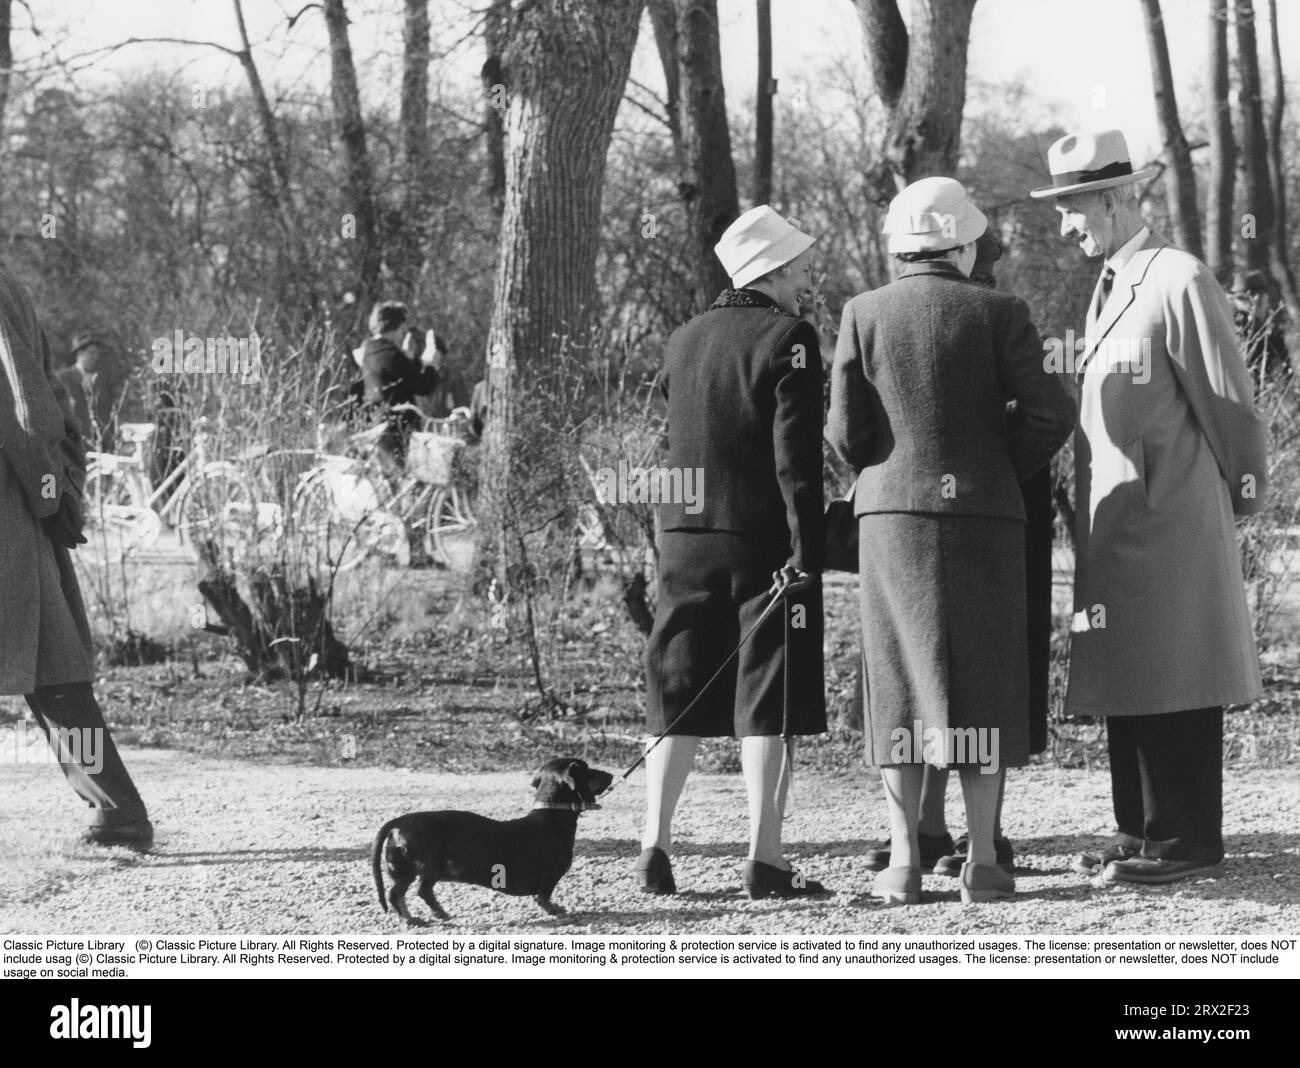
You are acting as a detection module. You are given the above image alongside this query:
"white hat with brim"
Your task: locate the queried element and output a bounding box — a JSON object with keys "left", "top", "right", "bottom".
{"left": 1029, "top": 128, "right": 1159, "bottom": 199}
{"left": 882, "top": 176, "right": 988, "bottom": 254}
{"left": 715, "top": 206, "right": 816, "bottom": 290}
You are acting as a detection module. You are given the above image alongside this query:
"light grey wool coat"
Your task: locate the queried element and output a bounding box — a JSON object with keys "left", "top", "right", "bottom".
{"left": 0, "top": 264, "right": 96, "bottom": 694}
{"left": 1066, "top": 232, "right": 1268, "bottom": 716}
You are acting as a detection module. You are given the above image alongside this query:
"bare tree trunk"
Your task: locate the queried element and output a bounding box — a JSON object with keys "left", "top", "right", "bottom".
{"left": 232, "top": 0, "right": 295, "bottom": 225}
{"left": 1265, "top": 0, "right": 1300, "bottom": 318}
{"left": 657, "top": 0, "right": 739, "bottom": 312}
{"left": 855, "top": 0, "right": 978, "bottom": 193}
{"left": 647, "top": 0, "right": 681, "bottom": 151}
{"left": 394, "top": 0, "right": 431, "bottom": 303}
{"left": 323, "top": 0, "right": 382, "bottom": 319}
{"left": 481, "top": 0, "right": 510, "bottom": 218}
{"left": 856, "top": 0, "right": 907, "bottom": 110}
{"left": 0, "top": 0, "right": 12, "bottom": 152}
{"left": 1140, "top": 0, "right": 1204, "bottom": 260}
{"left": 754, "top": 0, "right": 774, "bottom": 205}
{"left": 1207, "top": 0, "right": 1237, "bottom": 282}
{"left": 482, "top": 0, "right": 643, "bottom": 584}
{"left": 1234, "top": 0, "right": 1275, "bottom": 272}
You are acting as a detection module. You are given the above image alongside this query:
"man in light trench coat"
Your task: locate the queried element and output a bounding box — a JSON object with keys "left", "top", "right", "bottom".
{"left": 1032, "top": 130, "right": 1267, "bottom": 885}
{"left": 0, "top": 263, "right": 153, "bottom": 849}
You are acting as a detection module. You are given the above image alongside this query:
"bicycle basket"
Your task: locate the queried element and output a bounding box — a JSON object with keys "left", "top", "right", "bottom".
{"left": 407, "top": 432, "right": 464, "bottom": 485}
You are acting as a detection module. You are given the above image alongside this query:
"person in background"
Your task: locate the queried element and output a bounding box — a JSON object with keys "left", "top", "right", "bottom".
{"left": 1230, "top": 269, "right": 1290, "bottom": 386}
{"left": 469, "top": 377, "right": 489, "bottom": 441}
{"left": 419, "top": 336, "right": 473, "bottom": 420}
{"left": 55, "top": 334, "right": 123, "bottom": 453}
{"left": 0, "top": 266, "right": 153, "bottom": 849}
{"left": 360, "top": 301, "right": 440, "bottom": 476}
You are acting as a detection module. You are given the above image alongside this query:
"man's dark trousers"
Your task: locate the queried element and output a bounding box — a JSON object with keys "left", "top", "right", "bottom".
{"left": 1106, "top": 706, "right": 1223, "bottom": 862}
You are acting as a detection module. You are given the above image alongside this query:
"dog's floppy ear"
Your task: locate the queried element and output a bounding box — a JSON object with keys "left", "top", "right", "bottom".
{"left": 560, "top": 760, "right": 579, "bottom": 791}
{"left": 563, "top": 759, "right": 595, "bottom": 801}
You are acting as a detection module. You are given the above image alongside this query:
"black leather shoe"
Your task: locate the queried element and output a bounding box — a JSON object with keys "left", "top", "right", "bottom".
{"left": 742, "top": 860, "right": 829, "bottom": 899}
{"left": 81, "top": 817, "right": 154, "bottom": 852}
{"left": 1101, "top": 857, "right": 1222, "bottom": 885}
{"left": 1071, "top": 842, "right": 1138, "bottom": 875}
{"left": 933, "top": 835, "right": 1014, "bottom": 877}
{"left": 636, "top": 847, "right": 676, "bottom": 894}
{"left": 863, "top": 831, "right": 954, "bottom": 874}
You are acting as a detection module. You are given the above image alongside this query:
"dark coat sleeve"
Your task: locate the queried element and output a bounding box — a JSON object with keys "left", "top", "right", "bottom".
{"left": 995, "top": 297, "right": 1076, "bottom": 481}
{"left": 363, "top": 344, "right": 440, "bottom": 407}
{"left": 772, "top": 318, "right": 825, "bottom": 572}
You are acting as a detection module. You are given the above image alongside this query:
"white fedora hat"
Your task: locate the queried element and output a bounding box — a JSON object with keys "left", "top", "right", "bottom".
{"left": 1030, "top": 128, "right": 1158, "bottom": 199}
{"left": 882, "top": 176, "right": 987, "bottom": 254}
{"left": 714, "top": 206, "right": 816, "bottom": 289}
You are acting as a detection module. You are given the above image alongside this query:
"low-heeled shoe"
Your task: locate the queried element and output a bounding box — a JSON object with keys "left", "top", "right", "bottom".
{"left": 81, "top": 817, "right": 154, "bottom": 852}
{"left": 959, "top": 862, "right": 1014, "bottom": 903}
{"left": 636, "top": 847, "right": 676, "bottom": 895}
{"left": 1100, "top": 857, "right": 1221, "bottom": 885}
{"left": 933, "top": 835, "right": 1014, "bottom": 877}
{"left": 863, "top": 831, "right": 955, "bottom": 874}
{"left": 872, "top": 865, "right": 921, "bottom": 906}
{"left": 742, "top": 860, "right": 828, "bottom": 899}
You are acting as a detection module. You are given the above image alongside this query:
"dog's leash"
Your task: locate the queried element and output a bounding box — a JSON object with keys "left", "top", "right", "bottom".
{"left": 779, "top": 583, "right": 795, "bottom": 818}
{"left": 599, "top": 570, "right": 806, "bottom": 802}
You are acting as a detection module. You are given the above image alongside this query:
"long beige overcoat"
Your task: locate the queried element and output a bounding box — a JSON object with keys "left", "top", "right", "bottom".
{"left": 0, "top": 265, "right": 95, "bottom": 695}
{"left": 1066, "top": 232, "right": 1267, "bottom": 716}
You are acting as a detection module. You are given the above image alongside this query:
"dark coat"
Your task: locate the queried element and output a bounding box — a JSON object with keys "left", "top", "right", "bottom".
{"left": 0, "top": 266, "right": 96, "bottom": 694}
{"left": 1018, "top": 434, "right": 1054, "bottom": 754}
{"left": 657, "top": 289, "right": 824, "bottom": 571}
{"left": 828, "top": 260, "right": 1076, "bottom": 517}
{"left": 360, "top": 337, "right": 439, "bottom": 413}
{"left": 55, "top": 363, "right": 119, "bottom": 452}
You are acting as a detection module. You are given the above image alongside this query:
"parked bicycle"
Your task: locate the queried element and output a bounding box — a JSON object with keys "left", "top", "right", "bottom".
{"left": 293, "top": 405, "right": 478, "bottom": 572}
{"left": 81, "top": 420, "right": 260, "bottom": 565}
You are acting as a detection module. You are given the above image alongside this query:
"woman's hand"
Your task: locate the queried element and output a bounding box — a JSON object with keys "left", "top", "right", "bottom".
{"left": 422, "top": 329, "right": 442, "bottom": 370}
{"left": 771, "top": 565, "right": 814, "bottom": 595}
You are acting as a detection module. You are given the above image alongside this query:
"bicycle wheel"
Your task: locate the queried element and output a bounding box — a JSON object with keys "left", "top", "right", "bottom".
{"left": 176, "top": 461, "right": 263, "bottom": 562}
{"left": 424, "top": 483, "right": 476, "bottom": 571}
{"left": 81, "top": 457, "right": 162, "bottom": 564}
{"left": 295, "top": 469, "right": 409, "bottom": 572}
{"left": 81, "top": 505, "right": 163, "bottom": 565}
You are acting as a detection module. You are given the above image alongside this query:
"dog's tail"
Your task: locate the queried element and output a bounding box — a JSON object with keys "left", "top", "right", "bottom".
{"left": 370, "top": 818, "right": 403, "bottom": 912}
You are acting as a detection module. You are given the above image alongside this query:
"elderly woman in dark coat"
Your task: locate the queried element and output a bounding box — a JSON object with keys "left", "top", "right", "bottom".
{"left": 829, "top": 178, "right": 1074, "bottom": 904}
{"left": 640, "top": 206, "right": 827, "bottom": 900}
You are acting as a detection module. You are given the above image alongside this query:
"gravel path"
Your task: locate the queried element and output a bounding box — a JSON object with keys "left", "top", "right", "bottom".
{"left": 1, "top": 748, "right": 1297, "bottom": 937}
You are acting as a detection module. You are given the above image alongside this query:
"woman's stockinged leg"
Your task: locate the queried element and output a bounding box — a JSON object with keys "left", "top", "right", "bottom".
{"left": 993, "top": 766, "right": 1006, "bottom": 841}
{"left": 742, "top": 734, "right": 790, "bottom": 868}
{"left": 918, "top": 765, "right": 950, "bottom": 837}
{"left": 641, "top": 735, "right": 699, "bottom": 853}
{"left": 880, "top": 764, "right": 924, "bottom": 868}
{"left": 959, "top": 766, "right": 1003, "bottom": 868}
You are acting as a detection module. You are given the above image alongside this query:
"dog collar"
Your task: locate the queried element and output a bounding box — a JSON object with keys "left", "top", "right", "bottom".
{"left": 533, "top": 802, "right": 600, "bottom": 812}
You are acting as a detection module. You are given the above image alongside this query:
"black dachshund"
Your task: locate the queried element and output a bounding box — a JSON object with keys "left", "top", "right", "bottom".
{"left": 371, "top": 757, "right": 613, "bottom": 924}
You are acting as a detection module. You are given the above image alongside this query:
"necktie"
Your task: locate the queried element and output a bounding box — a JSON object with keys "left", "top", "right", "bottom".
{"left": 1099, "top": 266, "right": 1115, "bottom": 310}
